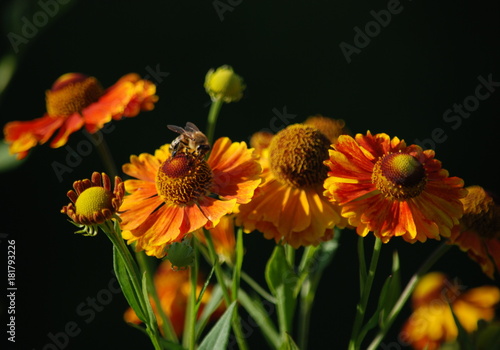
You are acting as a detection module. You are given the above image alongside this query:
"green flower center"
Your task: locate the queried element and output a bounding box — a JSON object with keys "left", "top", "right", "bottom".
{"left": 372, "top": 153, "right": 427, "bottom": 200}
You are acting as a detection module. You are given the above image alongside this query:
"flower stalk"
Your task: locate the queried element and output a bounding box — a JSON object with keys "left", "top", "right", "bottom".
{"left": 349, "top": 237, "right": 383, "bottom": 350}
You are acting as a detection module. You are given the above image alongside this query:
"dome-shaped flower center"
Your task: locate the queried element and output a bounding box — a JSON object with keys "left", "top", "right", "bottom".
{"left": 461, "top": 187, "right": 500, "bottom": 239}
{"left": 46, "top": 73, "right": 104, "bottom": 116}
{"left": 372, "top": 153, "right": 427, "bottom": 200}
{"left": 269, "top": 124, "right": 331, "bottom": 188}
{"left": 75, "top": 186, "right": 114, "bottom": 218}
{"left": 156, "top": 153, "right": 213, "bottom": 206}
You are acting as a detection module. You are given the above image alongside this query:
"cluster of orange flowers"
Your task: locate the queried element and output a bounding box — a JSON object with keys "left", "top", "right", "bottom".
{"left": 5, "top": 69, "right": 500, "bottom": 349}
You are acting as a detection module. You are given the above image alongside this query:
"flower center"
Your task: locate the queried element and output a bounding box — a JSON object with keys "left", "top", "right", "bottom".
{"left": 372, "top": 153, "right": 427, "bottom": 200}
{"left": 75, "top": 187, "right": 114, "bottom": 218}
{"left": 461, "top": 188, "right": 500, "bottom": 239}
{"left": 156, "top": 153, "right": 213, "bottom": 206}
{"left": 46, "top": 73, "right": 104, "bottom": 116}
{"left": 269, "top": 124, "right": 331, "bottom": 188}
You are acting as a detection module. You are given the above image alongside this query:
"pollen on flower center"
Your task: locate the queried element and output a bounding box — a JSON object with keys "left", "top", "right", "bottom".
{"left": 269, "top": 124, "right": 331, "bottom": 188}
{"left": 372, "top": 153, "right": 427, "bottom": 200}
{"left": 156, "top": 153, "right": 213, "bottom": 206}
{"left": 75, "top": 187, "right": 114, "bottom": 218}
{"left": 46, "top": 73, "right": 104, "bottom": 116}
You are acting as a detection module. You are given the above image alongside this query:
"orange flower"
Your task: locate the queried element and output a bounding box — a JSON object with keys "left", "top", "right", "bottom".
{"left": 324, "top": 132, "right": 466, "bottom": 243}
{"left": 3, "top": 73, "right": 158, "bottom": 159}
{"left": 61, "top": 172, "right": 124, "bottom": 236}
{"left": 400, "top": 272, "right": 500, "bottom": 350}
{"left": 236, "top": 119, "right": 349, "bottom": 248}
{"left": 123, "top": 260, "right": 221, "bottom": 336}
{"left": 448, "top": 186, "right": 500, "bottom": 279}
{"left": 119, "top": 137, "right": 261, "bottom": 258}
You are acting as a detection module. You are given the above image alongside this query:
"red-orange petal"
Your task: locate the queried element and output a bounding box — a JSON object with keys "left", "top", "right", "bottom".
{"left": 3, "top": 114, "right": 66, "bottom": 158}
{"left": 50, "top": 113, "right": 85, "bottom": 148}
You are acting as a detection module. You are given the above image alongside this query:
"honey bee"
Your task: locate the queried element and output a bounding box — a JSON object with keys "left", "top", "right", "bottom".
{"left": 167, "top": 122, "right": 211, "bottom": 158}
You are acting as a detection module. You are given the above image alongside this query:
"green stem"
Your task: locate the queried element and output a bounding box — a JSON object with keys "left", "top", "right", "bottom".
{"left": 298, "top": 279, "right": 313, "bottom": 350}
{"left": 203, "top": 229, "right": 249, "bottom": 350}
{"left": 90, "top": 131, "right": 119, "bottom": 179}
{"left": 183, "top": 244, "right": 198, "bottom": 350}
{"left": 135, "top": 250, "right": 178, "bottom": 343}
{"left": 366, "top": 243, "right": 452, "bottom": 350}
{"left": 358, "top": 236, "right": 367, "bottom": 295}
{"left": 240, "top": 271, "right": 277, "bottom": 303}
{"left": 285, "top": 244, "right": 295, "bottom": 268}
{"left": 100, "top": 219, "right": 164, "bottom": 349}
{"left": 205, "top": 98, "right": 224, "bottom": 144}
{"left": 349, "top": 237, "right": 383, "bottom": 350}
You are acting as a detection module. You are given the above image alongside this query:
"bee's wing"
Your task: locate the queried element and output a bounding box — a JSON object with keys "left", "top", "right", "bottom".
{"left": 185, "top": 122, "right": 200, "bottom": 132}
{"left": 167, "top": 125, "right": 186, "bottom": 135}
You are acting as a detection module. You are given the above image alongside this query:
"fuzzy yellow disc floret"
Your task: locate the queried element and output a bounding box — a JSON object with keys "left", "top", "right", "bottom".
{"left": 75, "top": 187, "right": 113, "bottom": 217}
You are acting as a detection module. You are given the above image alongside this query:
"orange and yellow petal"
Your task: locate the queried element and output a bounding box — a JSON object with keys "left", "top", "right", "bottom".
{"left": 324, "top": 132, "right": 465, "bottom": 243}
{"left": 120, "top": 138, "right": 261, "bottom": 258}
{"left": 401, "top": 273, "right": 500, "bottom": 350}
{"left": 3, "top": 115, "right": 66, "bottom": 159}
{"left": 448, "top": 186, "right": 500, "bottom": 279}
{"left": 237, "top": 178, "right": 343, "bottom": 248}
{"left": 82, "top": 74, "right": 158, "bottom": 133}
{"left": 50, "top": 113, "right": 85, "bottom": 148}
{"left": 208, "top": 137, "right": 262, "bottom": 204}
{"left": 3, "top": 73, "right": 157, "bottom": 158}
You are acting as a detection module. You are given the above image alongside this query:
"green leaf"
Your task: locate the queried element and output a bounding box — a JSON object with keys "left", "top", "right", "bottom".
{"left": 0, "top": 141, "right": 25, "bottom": 172}
{"left": 378, "top": 251, "right": 401, "bottom": 329}
{"left": 158, "top": 339, "right": 187, "bottom": 350}
{"left": 238, "top": 289, "right": 280, "bottom": 349}
{"left": 198, "top": 301, "right": 237, "bottom": 350}
{"left": 142, "top": 271, "right": 157, "bottom": 327}
{"left": 477, "top": 321, "right": 500, "bottom": 350}
{"left": 113, "top": 245, "right": 146, "bottom": 322}
{"left": 195, "top": 284, "right": 223, "bottom": 338}
{"left": 265, "top": 245, "right": 297, "bottom": 336}
{"left": 279, "top": 333, "right": 300, "bottom": 350}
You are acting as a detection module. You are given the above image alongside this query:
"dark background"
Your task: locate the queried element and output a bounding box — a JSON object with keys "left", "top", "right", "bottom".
{"left": 1, "top": 0, "right": 499, "bottom": 349}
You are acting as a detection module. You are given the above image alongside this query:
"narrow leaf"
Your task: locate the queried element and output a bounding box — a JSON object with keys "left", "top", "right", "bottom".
{"left": 113, "top": 245, "right": 146, "bottom": 322}
{"left": 142, "top": 271, "right": 156, "bottom": 326}
{"left": 279, "top": 333, "right": 300, "bottom": 350}
{"left": 265, "top": 245, "right": 297, "bottom": 335}
{"left": 238, "top": 289, "right": 280, "bottom": 349}
{"left": 196, "top": 284, "right": 224, "bottom": 338}
{"left": 379, "top": 251, "right": 401, "bottom": 329}
{"left": 198, "top": 301, "right": 237, "bottom": 350}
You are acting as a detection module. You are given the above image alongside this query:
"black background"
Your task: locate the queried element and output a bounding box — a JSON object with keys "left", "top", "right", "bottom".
{"left": 1, "top": 0, "right": 499, "bottom": 349}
